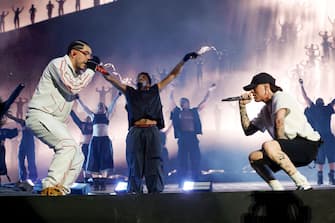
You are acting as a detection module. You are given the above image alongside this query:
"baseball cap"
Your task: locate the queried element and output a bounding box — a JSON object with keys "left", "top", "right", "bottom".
{"left": 243, "top": 72, "right": 277, "bottom": 91}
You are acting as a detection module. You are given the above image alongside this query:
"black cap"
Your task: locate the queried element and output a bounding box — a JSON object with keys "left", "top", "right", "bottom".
{"left": 243, "top": 72, "right": 277, "bottom": 91}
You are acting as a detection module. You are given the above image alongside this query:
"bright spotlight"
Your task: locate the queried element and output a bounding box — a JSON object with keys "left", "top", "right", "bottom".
{"left": 182, "top": 181, "right": 213, "bottom": 192}
{"left": 114, "top": 181, "right": 128, "bottom": 194}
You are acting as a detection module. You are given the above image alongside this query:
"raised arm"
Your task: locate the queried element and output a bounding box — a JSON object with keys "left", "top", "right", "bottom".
{"left": 157, "top": 52, "right": 198, "bottom": 91}
{"left": 70, "top": 110, "right": 83, "bottom": 128}
{"left": 6, "top": 113, "right": 24, "bottom": 126}
{"left": 0, "top": 83, "right": 25, "bottom": 118}
{"left": 197, "top": 83, "right": 216, "bottom": 111}
{"left": 162, "top": 121, "right": 173, "bottom": 134}
{"left": 76, "top": 96, "right": 94, "bottom": 117}
{"left": 169, "top": 88, "right": 177, "bottom": 109}
{"left": 106, "top": 91, "right": 121, "bottom": 119}
{"left": 298, "top": 78, "right": 313, "bottom": 106}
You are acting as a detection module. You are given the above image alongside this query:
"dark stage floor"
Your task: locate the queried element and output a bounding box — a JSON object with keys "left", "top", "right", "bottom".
{"left": 1, "top": 180, "right": 335, "bottom": 223}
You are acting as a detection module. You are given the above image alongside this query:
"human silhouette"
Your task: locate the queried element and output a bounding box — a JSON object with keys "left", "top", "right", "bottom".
{"left": 0, "top": 127, "right": 18, "bottom": 184}
{"left": 56, "top": 0, "right": 66, "bottom": 16}
{"left": 0, "top": 83, "right": 25, "bottom": 126}
{"left": 0, "top": 11, "right": 9, "bottom": 32}
{"left": 170, "top": 83, "right": 216, "bottom": 183}
{"left": 76, "top": 93, "right": 121, "bottom": 191}
{"left": 6, "top": 113, "right": 38, "bottom": 183}
{"left": 96, "top": 86, "right": 112, "bottom": 104}
{"left": 304, "top": 43, "right": 321, "bottom": 66}
{"left": 0, "top": 83, "right": 25, "bottom": 184}
{"left": 29, "top": 4, "right": 37, "bottom": 24}
{"left": 319, "top": 31, "right": 332, "bottom": 62}
{"left": 70, "top": 109, "right": 93, "bottom": 182}
{"left": 12, "top": 6, "right": 24, "bottom": 29}
{"left": 15, "top": 97, "right": 28, "bottom": 119}
{"left": 75, "top": 0, "right": 81, "bottom": 11}
{"left": 299, "top": 78, "right": 335, "bottom": 185}
{"left": 46, "top": 0, "right": 54, "bottom": 19}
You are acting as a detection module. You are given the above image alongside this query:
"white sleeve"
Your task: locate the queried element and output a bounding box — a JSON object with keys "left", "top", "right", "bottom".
{"left": 49, "top": 57, "right": 95, "bottom": 95}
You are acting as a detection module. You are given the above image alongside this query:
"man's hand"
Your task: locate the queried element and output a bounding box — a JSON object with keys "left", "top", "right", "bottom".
{"left": 183, "top": 52, "right": 199, "bottom": 62}
{"left": 86, "top": 56, "right": 101, "bottom": 71}
{"left": 239, "top": 93, "right": 253, "bottom": 106}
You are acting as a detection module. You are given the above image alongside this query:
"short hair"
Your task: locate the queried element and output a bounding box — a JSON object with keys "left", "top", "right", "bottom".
{"left": 67, "top": 40, "right": 90, "bottom": 55}
{"left": 180, "top": 97, "right": 190, "bottom": 104}
{"left": 137, "top": 72, "right": 152, "bottom": 85}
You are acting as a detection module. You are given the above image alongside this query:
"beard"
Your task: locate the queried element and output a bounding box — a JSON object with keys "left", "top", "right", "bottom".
{"left": 137, "top": 80, "right": 147, "bottom": 89}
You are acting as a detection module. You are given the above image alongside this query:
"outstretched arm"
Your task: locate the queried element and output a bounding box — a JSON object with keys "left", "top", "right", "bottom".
{"left": 1, "top": 83, "right": 25, "bottom": 118}
{"left": 298, "top": 78, "right": 313, "bottom": 106}
{"left": 107, "top": 91, "right": 121, "bottom": 119}
{"left": 5, "top": 113, "right": 24, "bottom": 126}
{"left": 162, "top": 121, "right": 173, "bottom": 134}
{"left": 70, "top": 110, "right": 83, "bottom": 128}
{"left": 198, "top": 83, "right": 216, "bottom": 111}
{"left": 157, "top": 52, "right": 198, "bottom": 91}
{"left": 97, "top": 68, "right": 127, "bottom": 94}
{"left": 76, "top": 96, "right": 94, "bottom": 117}
{"left": 169, "top": 88, "right": 177, "bottom": 109}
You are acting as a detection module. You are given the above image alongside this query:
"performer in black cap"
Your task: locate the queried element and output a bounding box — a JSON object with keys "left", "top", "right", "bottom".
{"left": 238, "top": 72, "right": 322, "bottom": 190}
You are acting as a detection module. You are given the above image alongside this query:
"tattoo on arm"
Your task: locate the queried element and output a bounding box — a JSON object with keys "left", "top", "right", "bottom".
{"left": 239, "top": 104, "right": 250, "bottom": 131}
{"left": 278, "top": 152, "right": 285, "bottom": 161}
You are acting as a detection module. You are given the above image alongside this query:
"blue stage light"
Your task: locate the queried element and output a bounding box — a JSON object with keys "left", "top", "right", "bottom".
{"left": 114, "top": 181, "right": 128, "bottom": 194}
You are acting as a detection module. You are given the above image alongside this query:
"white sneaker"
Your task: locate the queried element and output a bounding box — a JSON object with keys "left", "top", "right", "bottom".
{"left": 293, "top": 173, "right": 312, "bottom": 191}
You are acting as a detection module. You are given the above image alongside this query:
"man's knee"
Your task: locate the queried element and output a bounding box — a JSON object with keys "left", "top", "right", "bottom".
{"left": 249, "top": 151, "right": 263, "bottom": 163}
{"left": 262, "top": 140, "right": 281, "bottom": 156}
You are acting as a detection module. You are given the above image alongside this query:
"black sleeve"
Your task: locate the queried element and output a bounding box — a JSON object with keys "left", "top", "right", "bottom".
{"left": 0, "top": 83, "right": 25, "bottom": 118}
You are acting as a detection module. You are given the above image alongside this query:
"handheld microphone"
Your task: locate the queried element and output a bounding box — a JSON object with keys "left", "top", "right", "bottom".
{"left": 96, "top": 65, "right": 109, "bottom": 75}
{"left": 221, "top": 96, "right": 243, "bottom": 102}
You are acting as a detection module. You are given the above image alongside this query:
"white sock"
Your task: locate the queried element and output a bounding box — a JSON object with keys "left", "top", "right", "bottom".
{"left": 269, "top": 180, "right": 284, "bottom": 191}
{"left": 291, "top": 171, "right": 309, "bottom": 185}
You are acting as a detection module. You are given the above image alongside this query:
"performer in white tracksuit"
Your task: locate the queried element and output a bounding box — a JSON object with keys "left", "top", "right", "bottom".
{"left": 26, "top": 40, "right": 100, "bottom": 195}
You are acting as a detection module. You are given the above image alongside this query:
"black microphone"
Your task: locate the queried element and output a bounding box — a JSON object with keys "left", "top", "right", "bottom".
{"left": 221, "top": 96, "right": 243, "bottom": 102}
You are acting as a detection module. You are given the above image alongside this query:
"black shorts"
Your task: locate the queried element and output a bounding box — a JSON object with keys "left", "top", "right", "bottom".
{"left": 265, "top": 136, "right": 321, "bottom": 172}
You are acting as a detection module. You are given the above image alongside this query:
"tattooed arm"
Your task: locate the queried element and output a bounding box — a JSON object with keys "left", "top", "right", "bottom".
{"left": 239, "top": 97, "right": 259, "bottom": 136}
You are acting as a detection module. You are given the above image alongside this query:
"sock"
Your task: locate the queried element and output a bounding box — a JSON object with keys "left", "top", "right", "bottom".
{"left": 269, "top": 180, "right": 284, "bottom": 191}
{"left": 290, "top": 171, "right": 309, "bottom": 186}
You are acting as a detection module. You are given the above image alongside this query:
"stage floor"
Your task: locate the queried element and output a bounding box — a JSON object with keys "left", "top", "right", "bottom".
{"left": 1, "top": 180, "right": 335, "bottom": 196}
{"left": 1, "top": 181, "right": 335, "bottom": 223}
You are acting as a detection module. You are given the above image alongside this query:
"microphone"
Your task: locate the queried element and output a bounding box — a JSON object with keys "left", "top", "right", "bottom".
{"left": 221, "top": 95, "right": 252, "bottom": 102}
{"left": 221, "top": 96, "right": 243, "bottom": 102}
{"left": 96, "top": 65, "right": 109, "bottom": 75}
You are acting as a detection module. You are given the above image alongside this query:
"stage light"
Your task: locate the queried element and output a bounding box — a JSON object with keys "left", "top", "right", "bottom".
{"left": 114, "top": 181, "right": 128, "bottom": 194}
{"left": 182, "top": 181, "right": 213, "bottom": 192}
{"left": 70, "top": 183, "right": 91, "bottom": 195}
